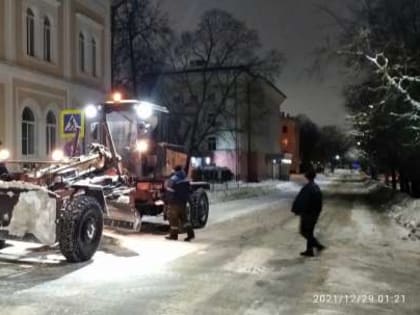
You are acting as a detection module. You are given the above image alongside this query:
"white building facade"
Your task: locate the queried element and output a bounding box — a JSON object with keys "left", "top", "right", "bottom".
{"left": 0, "top": 0, "right": 111, "bottom": 160}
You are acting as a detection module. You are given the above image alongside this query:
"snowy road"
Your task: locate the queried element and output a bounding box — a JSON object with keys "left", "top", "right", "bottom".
{"left": 1, "top": 173, "right": 420, "bottom": 315}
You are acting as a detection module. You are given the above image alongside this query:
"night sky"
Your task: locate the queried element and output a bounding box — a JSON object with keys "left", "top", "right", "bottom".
{"left": 158, "top": 0, "right": 350, "bottom": 126}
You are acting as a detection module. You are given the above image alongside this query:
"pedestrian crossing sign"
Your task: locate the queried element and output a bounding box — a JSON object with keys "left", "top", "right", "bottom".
{"left": 60, "top": 109, "right": 85, "bottom": 139}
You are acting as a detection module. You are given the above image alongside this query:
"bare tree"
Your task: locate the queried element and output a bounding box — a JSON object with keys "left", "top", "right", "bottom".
{"left": 112, "top": 0, "right": 172, "bottom": 96}
{"left": 152, "top": 9, "right": 285, "bottom": 171}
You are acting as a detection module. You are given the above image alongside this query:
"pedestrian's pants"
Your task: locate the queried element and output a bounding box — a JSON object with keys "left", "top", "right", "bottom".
{"left": 299, "top": 214, "right": 321, "bottom": 251}
{"left": 167, "top": 202, "right": 192, "bottom": 236}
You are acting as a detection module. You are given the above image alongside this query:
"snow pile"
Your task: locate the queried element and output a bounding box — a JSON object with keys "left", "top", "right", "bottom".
{"left": 276, "top": 181, "right": 302, "bottom": 193}
{"left": 0, "top": 180, "right": 49, "bottom": 192}
{"left": 388, "top": 195, "right": 420, "bottom": 241}
{"left": 2, "top": 190, "right": 57, "bottom": 245}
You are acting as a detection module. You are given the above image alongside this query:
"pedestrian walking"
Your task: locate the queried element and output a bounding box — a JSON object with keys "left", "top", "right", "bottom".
{"left": 165, "top": 165, "right": 195, "bottom": 241}
{"left": 291, "top": 168, "right": 325, "bottom": 257}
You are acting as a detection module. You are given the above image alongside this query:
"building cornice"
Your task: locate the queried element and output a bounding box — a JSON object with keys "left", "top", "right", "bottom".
{"left": 76, "top": 13, "right": 104, "bottom": 31}
{"left": 0, "top": 60, "right": 107, "bottom": 94}
{"left": 38, "top": 0, "right": 61, "bottom": 8}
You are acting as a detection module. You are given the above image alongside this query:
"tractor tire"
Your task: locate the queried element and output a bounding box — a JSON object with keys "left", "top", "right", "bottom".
{"left": 0, "top": 239, "right": 6, "bottom": 249}
{"left": 58, "top": 196, "right": 103, "bottom": 263}
{"left": 189, "top": 189, "right": 209, "bottom": 229}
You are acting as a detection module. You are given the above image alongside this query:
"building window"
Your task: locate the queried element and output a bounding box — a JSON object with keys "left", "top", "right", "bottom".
{"left": 208, "top": 137, "right": 217, "bottom": 151}
{"left": 282, "top": 126, "right": 288, "bottom": 133}
{"left": 46, "top": 111, "right": 56, "bottom": 155}
{"left": 26, "top": 8, "right": 35, "bottom": 56}
{"left": 91, "top": 38, "right": 97, "bottom": 77}
{"left": 22, "top": 107, "right": 35, "bottom": 156}
{"left": 43, "top": 17, "right": 51, "bottom": 62}
{"left": 79, "top": 32, "right": 85, "bottom": 72}
{"left": 207, "top": 113, "right": 216, "bottom": 126}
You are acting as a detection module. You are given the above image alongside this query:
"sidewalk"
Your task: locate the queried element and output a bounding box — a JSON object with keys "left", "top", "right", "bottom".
{"left": 207, "top": 177, "right": 302, "bottom": 204}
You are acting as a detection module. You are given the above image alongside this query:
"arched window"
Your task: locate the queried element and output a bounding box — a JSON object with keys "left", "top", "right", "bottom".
{"left": 43, "top": 17, "right": 51, "bottom": 62}
{"left": 79, "top": 32, "right": 85, "bottom": 72}
{"left": 91, "top": 38, "right": 97, "bottom": 77}
{"left": 26, "top": 8, "right": 35, "bottom": 56}
{"left": 22, "top": 107, "right": 35, "bottom": 156}
{"left": 46, "top": 111, "right": 56, "bottom": 155}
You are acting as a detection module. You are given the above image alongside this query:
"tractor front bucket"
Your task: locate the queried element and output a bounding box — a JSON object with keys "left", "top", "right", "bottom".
{"left": 0, "top": 182, "right": 58, "bottom": 245}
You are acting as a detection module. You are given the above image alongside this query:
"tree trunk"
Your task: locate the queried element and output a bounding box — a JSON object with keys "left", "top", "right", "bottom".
{"left": 411, "top": 180, "right": 420, "bottom": 198}
{"left": 125, "top": 3, "right": 137, "bottom": 96}
{"left": 399, "top": 169, "right": 409, "bottom": 193}
{"left": 385, "top": 171, "right": 389, "bottom": 186}
{"left": 184, "top": 153, "right": 191, "bottom": 176}
{"left": 391, "top": 167, "right": 397, "bottom": 190}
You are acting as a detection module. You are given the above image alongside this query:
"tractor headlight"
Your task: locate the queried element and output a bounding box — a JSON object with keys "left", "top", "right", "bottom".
{"left": 85, "top": 104, "right": 99, "bottom": 119}
{"left": 52, "top": 149, "right": 65, "bottom": 162}
{"left": 0, "top": 149, "right": 10, "bottom": 161}
{"left": 135, "top": 101, "right": 153, "bottom": 120}
{"left": 135, "top": 140, "right": 149, "bottom": 153}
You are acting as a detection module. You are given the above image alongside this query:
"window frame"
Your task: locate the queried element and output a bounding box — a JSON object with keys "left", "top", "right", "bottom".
{"left": 79, "top": 32, "right": 85, "bottom": 72}
{"left": 46, "top": 111, "right": 57, "bottom": 155}
{"left": 22, "top": 107, "right": 36, "bottom": 156}
{"left": 43, "top": 16, "right": 52, "bottom": 62}
{"left": 91, "top": 37, "right": 97, "bottom": 77}
{"left": 26, "top": 8, "right": 35, "bottom": 57}
{"left": 207, "top": 136, "right": 217, "bottom": 151}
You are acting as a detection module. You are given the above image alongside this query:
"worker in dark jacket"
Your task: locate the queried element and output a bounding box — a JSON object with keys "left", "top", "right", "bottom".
{"left": 292, "top": 168, "right": 325, "bottom": 257}
{"left": 165, "top": 165, "right": 195, "bottom": 241}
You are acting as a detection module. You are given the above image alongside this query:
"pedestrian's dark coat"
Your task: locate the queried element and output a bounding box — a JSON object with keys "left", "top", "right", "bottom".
{"left": 291, "top": 181, "right": 323, "bottom": 219}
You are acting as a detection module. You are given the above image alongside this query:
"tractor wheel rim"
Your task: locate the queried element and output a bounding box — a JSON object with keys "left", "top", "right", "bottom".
{"left": 199, "top": 198, "right": 208, "bottom": 222}
{"left": 83, "top": 217, "right": 96, "bottom": 243}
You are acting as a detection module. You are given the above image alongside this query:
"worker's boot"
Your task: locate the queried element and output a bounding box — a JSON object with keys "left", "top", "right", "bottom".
{"left": 184, "top": 228, "right": 195, "bottom": 242}
{"left": 165, "top": 229, "right": 178, "bottom": 241}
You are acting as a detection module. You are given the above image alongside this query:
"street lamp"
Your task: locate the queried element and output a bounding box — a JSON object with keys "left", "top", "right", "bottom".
{"left": 335, "top": 155, "right": 341, "bottom": 161}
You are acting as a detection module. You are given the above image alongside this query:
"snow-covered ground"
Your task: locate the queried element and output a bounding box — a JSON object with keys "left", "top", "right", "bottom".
{"left": 387, "top": 193, "right": 420, "bottom": 241}
{"left": 208, "top": 179, "right": 302, "bottom": 204}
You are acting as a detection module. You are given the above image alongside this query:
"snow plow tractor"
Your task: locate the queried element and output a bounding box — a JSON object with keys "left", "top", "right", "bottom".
{"left": 0, "top": 97, "right": 210, "bottom": 262}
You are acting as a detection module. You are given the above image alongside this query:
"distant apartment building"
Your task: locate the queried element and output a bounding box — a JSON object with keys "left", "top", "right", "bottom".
{"left": 280, "top": 112, "right": 300, "bottom": 173}
{"left": 151, "top": 71, "right": 286, "bottom": 181}
{"left": 0, "top": 0, "right": 111, "bottom": 160}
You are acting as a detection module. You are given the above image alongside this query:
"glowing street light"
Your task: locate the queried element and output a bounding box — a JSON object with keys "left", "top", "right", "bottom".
{"left": 335, "top": 155, "right": 341, "bottom": 161}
